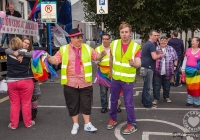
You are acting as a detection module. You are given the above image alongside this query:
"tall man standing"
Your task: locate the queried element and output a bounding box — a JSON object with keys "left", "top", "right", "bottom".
{"left": 47, "top": 28, "right": 106, "bottom": 135}
{"left": 107, "top": 22, "right": 141, "bottom": 135}
{"left": 95, "top": 34, "right": 111, "bottom": 113}
{"left": 168, "top": 30, "right": 184, "bottom": 87}
{"left": 141, "top": 30, "right": 161, "bottom": 108}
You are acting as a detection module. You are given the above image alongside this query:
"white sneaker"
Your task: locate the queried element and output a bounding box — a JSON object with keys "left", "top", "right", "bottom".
{"left": 71, "top": 123, "right": 79, "bottom": 135}
{"left": 84, "top": 122, "right": 97, "bottom": 132}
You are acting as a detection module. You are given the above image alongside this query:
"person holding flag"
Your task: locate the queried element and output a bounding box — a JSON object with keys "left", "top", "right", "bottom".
{"left": 94, "top": 33, "right": 122, "bottom": 113}
{"left": 47, "top": 28, "right": 107, "bottom": 135}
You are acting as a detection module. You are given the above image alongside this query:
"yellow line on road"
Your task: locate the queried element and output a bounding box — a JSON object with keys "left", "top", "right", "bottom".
{"left": 0, "top": 96, "right": 9, "bottom": 103}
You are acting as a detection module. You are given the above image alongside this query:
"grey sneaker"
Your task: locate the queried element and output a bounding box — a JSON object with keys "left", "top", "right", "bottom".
{"left": 165, "top": 98, "right": 172, "bottom": 103}
{"left": 152, "top": 100, "right": 159, "bottom": 105}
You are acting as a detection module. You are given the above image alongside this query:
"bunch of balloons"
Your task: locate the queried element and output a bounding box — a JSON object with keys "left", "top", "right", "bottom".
{"left": 0, "top": 11, "right": 6, "bottom": 30}
{"left": 0, "top": 11, "right": 6, "bottom": 18}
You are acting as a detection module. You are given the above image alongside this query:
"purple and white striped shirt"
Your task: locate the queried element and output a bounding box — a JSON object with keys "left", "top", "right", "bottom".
{"left": 154, "top": 45, "right": 178, "bottom": 79}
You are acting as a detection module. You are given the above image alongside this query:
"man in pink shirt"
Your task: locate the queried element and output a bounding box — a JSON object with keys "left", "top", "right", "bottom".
{"left": 107, "top": 22, "right": 141, "bottom": 135}
{"left": 47, "top": 28, "right": 106, "bottom": 135}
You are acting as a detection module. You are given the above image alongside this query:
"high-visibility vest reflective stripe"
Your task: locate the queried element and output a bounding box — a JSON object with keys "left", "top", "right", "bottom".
{"left": 60, "top": 44, "right": 92, "bottom": 85}
{"left": 95, "top": 45, "right": 110, "bottom": 66}
{"left": 111, "top": 39, "right": 141, "bottom": 82}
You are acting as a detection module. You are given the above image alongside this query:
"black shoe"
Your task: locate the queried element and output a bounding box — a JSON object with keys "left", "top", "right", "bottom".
{"left": 186, "top": 103, "right": 193, "bottom": 106}
{"left": 32, "top": 108, "right": 38, "bottom": 120}
{"left": 117, "top": 105, "right": 121, "bottom": 113}
{"left": 194, "top": 104, "right": 200, "bottom": 108}
{"left": 101, "top": 108, "right": 108, "bottom": 113}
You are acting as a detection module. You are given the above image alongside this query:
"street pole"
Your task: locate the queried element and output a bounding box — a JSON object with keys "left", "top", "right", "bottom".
{"left": 45, "top": 0, "right": 54, "bottom": 82}
{"left": 101, "top": 14, "right": 104, "bottom": 43}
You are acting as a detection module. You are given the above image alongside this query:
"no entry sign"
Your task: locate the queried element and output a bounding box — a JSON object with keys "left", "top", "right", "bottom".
{"left": 41, "top": 1, "right": 57, "bottom": 23}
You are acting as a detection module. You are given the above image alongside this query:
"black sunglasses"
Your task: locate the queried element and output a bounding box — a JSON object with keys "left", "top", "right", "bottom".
{"left": 73, "top": 35, "right": 83, "bottom": 39}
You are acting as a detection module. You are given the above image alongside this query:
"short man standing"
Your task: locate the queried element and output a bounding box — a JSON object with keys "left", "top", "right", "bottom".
{"left": 141, "top": 30, "right": 161, "bottom": 108}
{"left": 107, "top": 22, "right": 141, "bottom": 135}
{"left": 6, "top": 4, "right": 22, "bottom": 18}
{"left": 6, "top": 4, "right": 22, "bottom": 41}
{"left": 168, "top": 30, "right": 184, "bottom": 87}
{"left": 47, "top": 28, "right": 106, "bottom": 135}
{"left": 95, "top": 34, "right": 111, "bottom": 113}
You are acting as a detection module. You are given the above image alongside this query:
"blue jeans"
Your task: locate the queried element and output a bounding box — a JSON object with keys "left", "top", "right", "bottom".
{"left": 174, "top": 56, "right": 182, "bottom": 86}
{"left": 0, "top": 33, "right": 9, "bottom": 46}
{"left": 187, "top": 95, "right": 200, "bottom": 105}
{"left": 153, "top": 75, "right": 171, "bottom": 101}
{"left": 100, "top": 84, "right": 109, "bottom": 109}
{"left": 141, "top": 68, "right": 153, "bottom": 108}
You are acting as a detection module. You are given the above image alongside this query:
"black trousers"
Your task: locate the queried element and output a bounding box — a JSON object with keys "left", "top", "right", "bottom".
{"left": 63, "top": 85, "right": 93, "bottom": 116}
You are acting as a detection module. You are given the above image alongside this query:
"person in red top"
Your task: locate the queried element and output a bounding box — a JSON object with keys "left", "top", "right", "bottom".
{"left": 47, "top": 28, "right": 106, "bottom": 135}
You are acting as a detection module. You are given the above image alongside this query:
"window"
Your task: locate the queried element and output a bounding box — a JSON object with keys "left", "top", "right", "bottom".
{"left": 19, "top": 1, "right": 24, "bottom": 18}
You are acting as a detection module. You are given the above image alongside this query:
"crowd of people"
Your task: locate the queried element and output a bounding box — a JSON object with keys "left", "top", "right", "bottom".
{"left": 0, "top": 4, "right": 44, "bottom": 48}
{"left": 1, "top": 9, "right": 199, "bottom": 135}
{"left": 45, "top": 22, "right": 199, "bottom": 135}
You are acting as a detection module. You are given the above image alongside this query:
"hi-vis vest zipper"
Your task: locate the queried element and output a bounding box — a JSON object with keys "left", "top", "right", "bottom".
{"left": 60, "top": 44, "right": 92, "bottom": 85}
{"left": 95, "top": 45, "right": 110, "bottom": 66}
{"left": 111, "top": 39, "right": 141, "bottom": 82}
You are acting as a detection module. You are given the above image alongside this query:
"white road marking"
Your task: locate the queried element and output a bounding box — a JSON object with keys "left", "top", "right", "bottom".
{"left": 133, "top": 87, "right": 143, "bottom": 89}
{"left": 134, "top": 91, "right": 187, "bottom": 96}
{"left": 38, "top": 105, "right": 200, "bottom": 111}
{"left": 115, "top": 119, "right": 193, "bottom": 140}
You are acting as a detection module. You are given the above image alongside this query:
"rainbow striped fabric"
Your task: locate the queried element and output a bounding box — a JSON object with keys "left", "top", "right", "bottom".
{"left": 95, "top": 66, "right": 111, "bottom": 88}
{"left": 29, "top": 0, "right": 41, "bottom": 19}
{"left": 185, "top": 65, "right": 200, "bottom": 97}
{"left": 31, "top": 50, "right": 58, "bottom": 82}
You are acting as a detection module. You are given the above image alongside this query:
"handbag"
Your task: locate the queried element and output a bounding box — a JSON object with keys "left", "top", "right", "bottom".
{"left": 0, "top": 79, "right": 8, "bottom": 93}
{"left": 181, "top": 73, "right": 186, "bottom": 83}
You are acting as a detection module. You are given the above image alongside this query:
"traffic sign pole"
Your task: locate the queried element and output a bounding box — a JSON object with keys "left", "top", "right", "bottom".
{"left": 97, "top": 0, "right": 108, "bottom": 43}
{"left": 47, "top": 23, "right": 54, "bottom": 82}
{"left": 41, "top": 1, "right": 57, "bottom": 82}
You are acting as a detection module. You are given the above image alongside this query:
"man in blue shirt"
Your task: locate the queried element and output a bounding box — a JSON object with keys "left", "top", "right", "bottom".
{"left": 141, "top": 30, "right": 161, "bottom": 108}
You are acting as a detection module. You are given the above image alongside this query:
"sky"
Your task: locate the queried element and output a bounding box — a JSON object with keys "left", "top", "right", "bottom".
{"left": 71, "top": 0, "right": 79, "bottom": 5}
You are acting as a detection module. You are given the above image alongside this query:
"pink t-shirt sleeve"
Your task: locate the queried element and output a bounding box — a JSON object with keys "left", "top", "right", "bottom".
{"left": 135, "top": 50, "right": 141, "bottom": 57}
{"left": 52, "top": 50, "right": 62, "bottom": 65}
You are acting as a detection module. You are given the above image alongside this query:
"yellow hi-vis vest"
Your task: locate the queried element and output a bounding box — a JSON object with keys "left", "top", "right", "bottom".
{"left": 95, "top": 45, "right": 110, "bottom": 66}
{"left": 111, "top": 39, "right": 141, "bottom": 82}
{"left": 60, "top": 44, "right": 93, "bottom": 85}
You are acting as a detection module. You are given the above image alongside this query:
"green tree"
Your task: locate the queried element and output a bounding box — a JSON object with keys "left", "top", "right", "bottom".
{"left": 81, "top": 0, "right": 200, "bottom": 39}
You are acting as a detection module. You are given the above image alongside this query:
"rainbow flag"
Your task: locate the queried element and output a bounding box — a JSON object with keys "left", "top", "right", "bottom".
{"left": 31, "top": 50, "right": 58, "bottom": 82}
{"left": 95, "top": 66, "right": 111, "bottom": 87}
{"left": 5, "top": 0, "right": 9, "bottom": 12}
{"left": 29, "top": 0, "right": 41, "bottom": 19}
{"left": 185, "top": 65, "right": 200, "bottom": 97}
